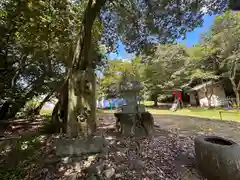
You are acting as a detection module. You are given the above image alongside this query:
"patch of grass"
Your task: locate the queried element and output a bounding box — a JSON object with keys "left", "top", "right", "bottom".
{"left": 97, "top": 109, "right": 117, "bottom": 114}
{"left": 140, "top": 101, "right": 154, "bottom": 106}
{"left": 147, "top": 107, "right": 240, "bottom": 121}
{"left": 40, "top": 108, "right": 53, "bottom": 117}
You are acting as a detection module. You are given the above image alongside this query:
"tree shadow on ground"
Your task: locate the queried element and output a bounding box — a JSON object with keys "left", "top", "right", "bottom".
{"left": 50, "top": 117, "right": 202, "bottom": 180}
{"left": 146, "top": 105, "right": 170, "bottom": 110}
{"left": 0, "top": 133, "right": 59, "bottom": 180}
{"left": 0, "top": 115, "right": 203, "bottom": 180}
{"left": 0, "top": 116, "right": 62, "bottom": 179}
{"left": 0, "top": 115, "right": 45, "bottom": 138}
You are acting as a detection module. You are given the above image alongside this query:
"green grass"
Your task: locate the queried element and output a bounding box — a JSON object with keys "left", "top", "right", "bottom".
{"left": 98, "top": 106, "right": 240, "bottom": 122}
{"left": 147, "top": 107, "right": 240, "bottom": 121}
{"left": 140, "top": 101, "right": 155, "bottom": 106}
{"left": 40, "top": 108, "right": 53, "bottom": 117}
{"left": 39, "top": 102, "right": 240, "bottom": 122}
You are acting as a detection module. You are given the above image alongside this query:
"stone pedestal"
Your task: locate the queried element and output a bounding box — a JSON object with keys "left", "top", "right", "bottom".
{"left": 56, "top": 136, "right": 108, "bottom": 157}
{"left": 114, "top": 113, "right": 151, "bottom": 136}
{"left": 114, "top": 80, "right": 152, "bottom": 137}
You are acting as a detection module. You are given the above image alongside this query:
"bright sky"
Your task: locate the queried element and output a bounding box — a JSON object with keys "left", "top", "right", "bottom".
{"left": 108, "top": 15, "right": 215, "bottom": 60}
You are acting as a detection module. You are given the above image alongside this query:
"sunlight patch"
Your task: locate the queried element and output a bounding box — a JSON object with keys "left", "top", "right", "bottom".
{"left": 36, "top": 135, "right": 47, "bottom": 143}
{"left": 21, "top": 141, "right": 29, "bottom": 150}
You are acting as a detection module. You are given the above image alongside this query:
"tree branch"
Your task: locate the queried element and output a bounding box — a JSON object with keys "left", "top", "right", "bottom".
{"left": 237, "top": 79, "right": 240, "bottom": 90}
{"left": 11, "top": 55, "right": 28, "bottom": 88}
{"left": 109, "top": 0, "right": 138, "bottom": 24}
{"left": 75, "top": 0, "right": 106, "bottom": 70}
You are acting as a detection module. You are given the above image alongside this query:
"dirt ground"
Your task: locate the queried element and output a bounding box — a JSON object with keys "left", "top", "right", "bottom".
{"left": 153, "top": 114, "right": 240, "bottom": 144}
{"left": 98, "top": 113, "right": 240, "bottom": 180}
{"left": 152, "top": 114, "right": 240, "bottom": 180}
{"left": 0, "top": 113, "right": 239, "bottom": 180}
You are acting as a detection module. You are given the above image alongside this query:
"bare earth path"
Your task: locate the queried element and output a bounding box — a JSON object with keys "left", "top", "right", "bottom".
{"left": 153, "top": 114, "right": 240, "bottom": 144}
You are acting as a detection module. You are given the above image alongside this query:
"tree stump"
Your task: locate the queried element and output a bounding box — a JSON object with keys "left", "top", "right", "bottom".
{"left": 114, "top": 111, "right": 154, "bottom": 136}
{"left": 194, "top": 135, "right": 240, "bottom": 180}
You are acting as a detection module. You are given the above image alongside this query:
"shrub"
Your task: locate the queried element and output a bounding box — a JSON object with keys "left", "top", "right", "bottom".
{"left": 40, "top": 118, "right": 59, "bottom": 134}
{"left": 22, "top": 98, "right": 40, "bottom": 116}
{"left": 0, "top": 168, "right": 25, "bottom": 180}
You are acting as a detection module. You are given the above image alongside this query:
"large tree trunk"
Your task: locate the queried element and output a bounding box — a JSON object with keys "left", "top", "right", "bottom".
{"left": 67, "top": 68, "right": 96, "bottom": 137}
{"left": 66, "top": 0, "right": 105, "bottom": 137}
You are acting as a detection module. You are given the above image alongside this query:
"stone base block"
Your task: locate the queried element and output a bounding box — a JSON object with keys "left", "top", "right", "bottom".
{"left": 56, "top": 136, "right": 108, "bottom": 157}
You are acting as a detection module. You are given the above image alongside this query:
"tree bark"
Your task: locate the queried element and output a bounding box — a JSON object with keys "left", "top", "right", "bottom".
{"left": 8, "top": 99, "right": 27, "bottom": 118}
{"left": 59, "top": 80, "right": 68, "bottom": 133}
{"left": 67, "top": 68, "right": 96, "bottom": 137}
{"left": 229, "top": 58, "right": 239, "bottom": 108}
{"left": 66, "top": 0, "right": 105, "bottom": 137}
{"left": 235, "top": 90, "right": 240, "bottom": 108}
{"left": 202, "top": 80, "right": 213, "bottom": 107}
{"left": 206, "top": 86, "right": 213, "bottom": 108}
{"left": 153, "top": 98, "right": 158, "bottom": 107}
{"left": 51, "top": 101, "right": 61, "bottom": 133}
{"left": 230, "top": 79, "right": 240, "bottom": 108}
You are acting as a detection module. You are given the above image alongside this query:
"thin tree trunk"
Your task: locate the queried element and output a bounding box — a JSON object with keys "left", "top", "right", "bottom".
{"left": 59, "top": 80, "right": 68, "bottom": 133}
{"left": 202, "top": 80, "right": 213, "bottom": 107}
{"left": 206, "top": 86, "right": 213, "bottom": 107}
{"left": 51, "top": 101, "right": 61, "bottom": 133}
{"left": 203, "top": 90, "right": 211, "bottom": 107}
{"left": 34, "top": 90, "right": 55, "bottom": 114}
{"left": 50, "top": 80, "right": 69, "bottom": 133}
{"left": 233, "top": 86, "right": 240, "bottom": 108}
{"left": 235, "top": 90, "right": 240, "bottom": 108}
{"left": 230, "top": 79, "right": 240, "bottom": 108}
{"left": 229, "top": 58, "right": 239, "bottom": 108}
{"left": 153, "top": 98, "right": 158, "bottom": 107}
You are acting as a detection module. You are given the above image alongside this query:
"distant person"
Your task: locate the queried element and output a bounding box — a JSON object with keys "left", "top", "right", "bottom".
{"left": 109, "top": 99, "right": 113, "bottom": 111}
{"left": 172, "top": 91, "right": 176, "bottom": 101}
{"left": 177, "top": 91, "right": 183, "bottom": 109}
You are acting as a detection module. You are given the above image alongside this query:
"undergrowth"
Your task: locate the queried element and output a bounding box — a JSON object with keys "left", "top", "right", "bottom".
{"left": 0, "top": 168, "right": 25, "bottom": 180}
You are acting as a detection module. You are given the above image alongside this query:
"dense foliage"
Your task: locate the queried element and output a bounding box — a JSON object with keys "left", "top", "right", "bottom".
{"left": 100, "top": 11, "right": 240, "bottom": 107}
{"left": 0, "top": 0, "right": 236, "bottom": 133}
{"left": 0, "top": 0, "right": 105, "bottom": 117}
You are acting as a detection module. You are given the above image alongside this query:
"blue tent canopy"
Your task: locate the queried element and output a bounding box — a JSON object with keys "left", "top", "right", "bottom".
{"left": 101, "top": 98, "right": 126, "bottom": 108}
